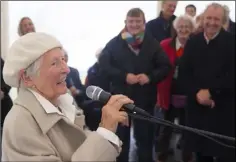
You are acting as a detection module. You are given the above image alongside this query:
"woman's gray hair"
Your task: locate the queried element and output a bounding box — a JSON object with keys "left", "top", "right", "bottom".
{"left": 63, "top": 49, "right": 68, "bottom": 57}
{"left": 19, "top": 57, "right": 42, "bottom": 88}
{"left": 173, "top": 14, "right": 196, "bottom": 31}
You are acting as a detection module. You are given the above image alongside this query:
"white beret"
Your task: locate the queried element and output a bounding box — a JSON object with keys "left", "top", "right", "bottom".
{"left": 3, "top": 32, "right": 62, "bottom": 87}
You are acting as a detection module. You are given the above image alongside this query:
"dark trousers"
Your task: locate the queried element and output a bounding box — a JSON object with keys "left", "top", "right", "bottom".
{"left": 1, "top": 96, "right": 13, "bottom": 127}
{"left": 116, "top": 122, "right": 131, "bottom": 162}
{"left": 196, "top": 154, "right": 214, "bottom": 162}
{"left": 196, "top": 153, "right": 235, "bottom": 162}
{"left": 133, "top": 109, "right": 155, "bottom": 162}
{"left": 156, "top": 105, "right": 192, "bottom": 161}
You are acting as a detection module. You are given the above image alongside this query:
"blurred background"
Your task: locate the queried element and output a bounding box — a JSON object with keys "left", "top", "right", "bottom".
{"left": 1, "top": 0, "right": 235, "bottom": 100}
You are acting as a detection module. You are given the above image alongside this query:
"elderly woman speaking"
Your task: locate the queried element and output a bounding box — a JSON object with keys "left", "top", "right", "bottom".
{"left": 2, "top": 32, "right": 132, "bottom": 161}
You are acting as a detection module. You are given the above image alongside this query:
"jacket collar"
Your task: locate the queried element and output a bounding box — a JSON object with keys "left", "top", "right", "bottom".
{"left": 203, "top": 28, "right": 225, "bottom": 44}
{"left": 158, "top": 11, "right": 176, "bottom": 22}
{"left": 14, "top": 88, "right": 85, "bottom": 134}
{"left": 175, "top": 37, "right": 183, "bottom": 50}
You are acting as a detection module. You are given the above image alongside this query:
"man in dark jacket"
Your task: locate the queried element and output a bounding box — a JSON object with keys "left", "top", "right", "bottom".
{"left": 146, "top": 0, "right": 177, "bottom": 42}
{"left": 86, "top": 48, "right": 110, "bottom": 92}
{"left": 99, "top": 8, "right": 171, "bottom": 162}
{"left": 178, "top": 3, "right": 235, "bottom": 162}
{"left": 64, "top": 51, "right": 87, "bottom": 107}
{"left": 228, "top": 19, "right": 235, "bottom": 34}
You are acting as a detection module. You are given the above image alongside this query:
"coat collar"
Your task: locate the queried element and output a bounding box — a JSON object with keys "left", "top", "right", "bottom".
{"left": 158, "top": 11, "right": 176, "bottom": 22}
{"left": 203, "top": 28, "right": 225, "bottom": 44}
{"left": 14, "top": 88, "right": 85, "bottom": 134}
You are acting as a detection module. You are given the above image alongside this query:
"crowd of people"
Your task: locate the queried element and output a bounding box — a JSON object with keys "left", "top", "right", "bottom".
{"left": 1, "top": 1, "right": 235, "bottom": 162}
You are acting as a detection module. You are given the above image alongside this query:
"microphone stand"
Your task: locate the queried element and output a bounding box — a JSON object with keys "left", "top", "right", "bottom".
{"left": 127, "top": 112, "right": 235, "bottom": 149}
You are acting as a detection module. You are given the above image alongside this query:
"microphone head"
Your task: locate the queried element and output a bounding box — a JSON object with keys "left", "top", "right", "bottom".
{"left": 86, "top": 85, "right": 103, "bottom": 101}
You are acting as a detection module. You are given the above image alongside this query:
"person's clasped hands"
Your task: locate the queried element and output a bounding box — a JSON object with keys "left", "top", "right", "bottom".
{"left": 126, "top": 73, "right": 150, "bottom": 85}
{"left": 196, "top": 89, "right": 215, "bottom": 108}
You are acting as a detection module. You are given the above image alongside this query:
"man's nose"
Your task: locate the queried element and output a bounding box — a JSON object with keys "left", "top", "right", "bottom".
{"left": 208, "top": 19, "right": 215, "bottom": 25}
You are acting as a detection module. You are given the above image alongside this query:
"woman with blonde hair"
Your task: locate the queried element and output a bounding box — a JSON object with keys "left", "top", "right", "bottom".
{"left": 17, "top": 17, "right": 36, "bottom": 36}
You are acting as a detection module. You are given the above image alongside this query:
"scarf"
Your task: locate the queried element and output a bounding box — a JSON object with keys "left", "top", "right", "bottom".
{"left": 176, "top": 47, "right": 184, "bottom": 58}
{"left": 121, "top": 27, "right": 145, "bottom": 50}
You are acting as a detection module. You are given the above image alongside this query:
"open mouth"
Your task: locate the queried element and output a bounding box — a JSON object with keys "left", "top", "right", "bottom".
{"left": 57, "top": 77, "right": 66, "bottom": 85}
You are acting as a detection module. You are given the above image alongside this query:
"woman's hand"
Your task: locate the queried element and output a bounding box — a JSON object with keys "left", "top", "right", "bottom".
{"left": 99, "top": 95, "right": 133, "bottom": 132}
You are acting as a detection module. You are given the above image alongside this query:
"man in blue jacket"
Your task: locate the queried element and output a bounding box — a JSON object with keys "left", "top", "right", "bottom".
{"left": 146, "top": 1, "right": 177, "bottom": 42}
{"left": 64, "top": 51, "right": 86, "bottom": 106}
{"left": 86, "top": 48, "right": 111, "bottom": 92}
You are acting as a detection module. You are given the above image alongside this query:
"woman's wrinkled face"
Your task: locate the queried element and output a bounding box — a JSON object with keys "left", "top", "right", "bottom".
{"left": 32, "top": 48, "right": 70, "bottom": 100}
{"left": 176, "top": 19, "right": 193, "bottom": 39}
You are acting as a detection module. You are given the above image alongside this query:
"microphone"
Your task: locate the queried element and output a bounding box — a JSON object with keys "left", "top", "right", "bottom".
{"left": 86, "top": 85, "right": 151, "bottom": 117}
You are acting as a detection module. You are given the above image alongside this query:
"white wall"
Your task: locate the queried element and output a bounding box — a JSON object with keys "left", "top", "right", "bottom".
{"left": 1, "top": 1, "right": 9, "bottom": 60}
{"left": 1, "top": 2, "right": 17, "bottom": 100}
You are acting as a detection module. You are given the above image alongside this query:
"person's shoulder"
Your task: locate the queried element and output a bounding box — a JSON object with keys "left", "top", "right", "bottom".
{"left": 69, "top": 66, "right": 79, "bottom": 73}
{"left": 87, "top": 63, "right": 98, "bottom": 73}
{"left": 146, "top": 18, "right": 157, "bottom": 25}
{"left": 190, "top": 32, "right": 203, "bottom": 39}
{"left": 222, "top": 29, "right": 235, "bottom": 39}
{"left": 221, "top": 30, "right": 235, "bottom": 47}
{"left": 146, "top": 18, "right": 162, "bottom": 29}
{"left": 160, "top": 38, "right": 172, "bottom": 47}
{"left": 3, "top": 104, "right": 42, "bottom": 135}
{"left": 186, "top": 32, "right": 203, "bottom": 45}
{"left": 105, "top": 35, "right": 120, "bottom": 48}
{"left": 144, "top": 31, "right": 159, "bottom": 45}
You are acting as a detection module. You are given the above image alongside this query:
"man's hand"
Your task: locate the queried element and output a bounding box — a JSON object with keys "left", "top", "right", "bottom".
{"left": 126, "top": 73, "right": 138, "bottom": 85}
{"left": 1, "top": 90, "right": 4, "bottom": 100}
{"left": 196, "top": 89, "right": 215, "bottom": 108}
{"left": 100, "top": 95, "right": 133, "bottom": 132}
{"left": 137, "top": 74, "right": 150, "bottom": 85}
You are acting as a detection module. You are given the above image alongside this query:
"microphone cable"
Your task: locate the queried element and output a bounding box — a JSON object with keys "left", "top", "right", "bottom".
{"left": 127, "top": 112, "right": 235, "bottom": 149}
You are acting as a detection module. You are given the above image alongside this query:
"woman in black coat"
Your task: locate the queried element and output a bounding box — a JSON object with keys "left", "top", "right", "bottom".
{"left": 1, "top": 58, "right": 13, "bottom": 128}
